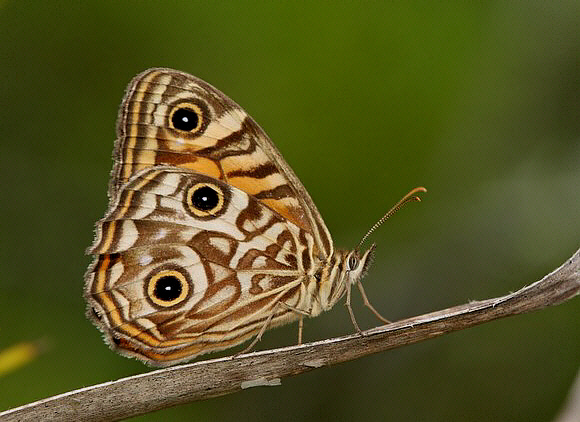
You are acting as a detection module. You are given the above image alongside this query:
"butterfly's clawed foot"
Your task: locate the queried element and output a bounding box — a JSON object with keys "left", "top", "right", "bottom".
{"left": 234, "top": 335, "right": 263, "bottom": 358}
{"left": 345, "top": 302, "right": 365, "bottom": 336}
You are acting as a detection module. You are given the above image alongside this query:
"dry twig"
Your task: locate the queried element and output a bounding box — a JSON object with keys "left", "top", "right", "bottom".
{"left": 2, "top": 247, "right": 579, "bottom": 422}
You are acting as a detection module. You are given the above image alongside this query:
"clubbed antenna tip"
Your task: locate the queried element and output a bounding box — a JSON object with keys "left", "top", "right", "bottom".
{"left": 356, "top": 186, "right": 427, "bottom": 251}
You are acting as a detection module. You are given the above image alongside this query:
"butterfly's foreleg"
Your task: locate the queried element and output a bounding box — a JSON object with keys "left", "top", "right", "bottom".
{"left": 345, "top": 282, "right": 363, "bottom": 335}
{"left": 357, "top": 281, "right": 391, "bottom": 324}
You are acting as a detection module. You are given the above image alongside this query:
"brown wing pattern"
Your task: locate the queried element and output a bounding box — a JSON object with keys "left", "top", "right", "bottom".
{"left": 111, "top": 68, "right": 332, "bottom": 260}
{"left": 86, "top": 167, "right": 317, "bottom": 365}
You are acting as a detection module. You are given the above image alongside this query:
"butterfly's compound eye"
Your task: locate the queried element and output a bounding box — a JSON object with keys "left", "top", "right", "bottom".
{"left": 146, "top": 268, "right": 191, "bottom": 308}
{"left": 169, "top": 101, "right": 208, "bottom": 134}
{"left": 347, "top": 254, "right": 359, "bottom": 271}
{"left": 186, "top": 182, "right": 226, "bottom": 218}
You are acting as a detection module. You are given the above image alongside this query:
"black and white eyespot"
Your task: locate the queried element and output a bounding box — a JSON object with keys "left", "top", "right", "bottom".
{"left": 185, "top": 181, "right": 229, "bottom": 219}
{"left": 168, "top": 100, "right": 210, "bottom": 136}
{"left": 146, "top": 267, "right": 191, "bottom": 308}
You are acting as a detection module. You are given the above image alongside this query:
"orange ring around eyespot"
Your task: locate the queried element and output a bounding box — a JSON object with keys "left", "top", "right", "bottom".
{"left": 147, "top": 269, "right": 190, "bottom": 308}
{"left": 169, "top": 102, "right": 204, "bottom": 133}
{"left": 186, "top": 182, "right": 225, "bottom": 217}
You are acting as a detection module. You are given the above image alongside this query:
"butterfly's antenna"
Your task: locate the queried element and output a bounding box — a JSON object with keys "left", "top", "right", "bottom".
{"left": 356, "top": 187, "right": 427, "bottom": 252}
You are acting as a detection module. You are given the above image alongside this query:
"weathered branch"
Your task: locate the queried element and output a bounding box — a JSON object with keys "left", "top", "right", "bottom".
{"left": 2, "top": 248, "right": 579, "bottom": 422}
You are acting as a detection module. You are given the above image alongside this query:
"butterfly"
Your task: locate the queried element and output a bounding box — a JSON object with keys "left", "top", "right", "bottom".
{"left": 85, "top": 68, "right": 425, "bottom": 366}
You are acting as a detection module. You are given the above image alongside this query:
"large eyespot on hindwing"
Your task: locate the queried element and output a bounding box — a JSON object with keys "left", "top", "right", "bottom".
{"left": 185, "top": 181, "right": 230, "bottom": 219}
{"left": 145, "top": 266, "right": 192, "bottom": 308}
{"left": 167, "top": 100, "right": 210, "bottom": 136}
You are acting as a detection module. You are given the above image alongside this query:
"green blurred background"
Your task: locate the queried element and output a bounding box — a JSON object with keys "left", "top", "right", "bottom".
{"left": 1, "top": 1, "right": 578, "bottom": 421}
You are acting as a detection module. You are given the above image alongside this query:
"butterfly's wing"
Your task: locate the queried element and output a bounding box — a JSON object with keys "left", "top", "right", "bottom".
{"left": 110, "top": 68, "right": 332, "bottom": 260}
{"left": 86, "top": 167, "right": 318, "bottom": 365}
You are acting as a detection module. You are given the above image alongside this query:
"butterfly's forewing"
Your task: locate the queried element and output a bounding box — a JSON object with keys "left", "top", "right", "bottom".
{"left": 111, "top": 68, "right": 332, "bottom": 260}
{"left": 87, "top": 167, "right": 319, "bottom": 365}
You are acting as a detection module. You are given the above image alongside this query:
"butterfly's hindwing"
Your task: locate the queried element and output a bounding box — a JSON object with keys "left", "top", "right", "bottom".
{"left": 87, "top": 167, "right": 316, "bottom": 364}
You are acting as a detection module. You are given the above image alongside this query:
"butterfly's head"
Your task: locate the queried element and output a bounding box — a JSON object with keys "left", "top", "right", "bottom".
{"left": 345, "top": 244, "right": 376, "bottom": 286}
{"left": 318, "top": 245, "right": 376, "bottom": 311}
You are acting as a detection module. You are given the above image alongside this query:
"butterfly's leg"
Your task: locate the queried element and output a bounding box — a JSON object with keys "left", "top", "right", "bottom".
{"left": 357, "top": 281, "right": 391, "bottom": 324}
{"left": 345, "top": 283, "right": 363, "bottom": 335}
{"left": 235, "top": 305, "right": 279, "bottom": 357}
{"left": 235, "top": 302, "right": 310, "bottom": 357}
{"left": 279, "top": 302, "right": 311, "bottom": 345}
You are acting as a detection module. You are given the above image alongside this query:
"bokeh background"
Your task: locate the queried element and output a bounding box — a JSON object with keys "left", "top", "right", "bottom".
{"left": 1, "top": 2, "right": 578, "bottom": 421}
